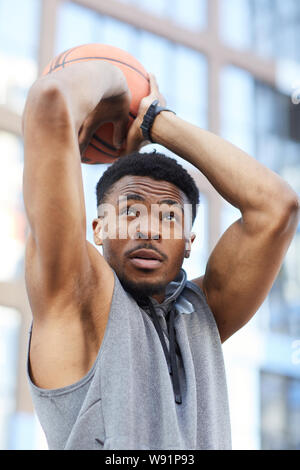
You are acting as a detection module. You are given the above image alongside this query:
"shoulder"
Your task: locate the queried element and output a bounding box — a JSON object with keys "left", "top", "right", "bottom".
{"left": 182, "top": 276, "right": 221, "bottom": 336}
{"left": 184, "top": 275, "right": 206, "bottom": 301}
{"left": 188, "top": 275, "right": 205, "bottom": 292}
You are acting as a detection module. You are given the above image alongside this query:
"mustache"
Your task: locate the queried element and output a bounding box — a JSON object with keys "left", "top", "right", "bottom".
{"left": 125, "top": 243, "right": 167, "bottom": 261}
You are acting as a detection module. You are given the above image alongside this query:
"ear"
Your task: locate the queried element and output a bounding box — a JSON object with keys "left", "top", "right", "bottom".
{"left": 92, "top": 218, "right": 103, "bottom": 246}
{"left": 185, "top": 232, "right": 196, "bottom": 258}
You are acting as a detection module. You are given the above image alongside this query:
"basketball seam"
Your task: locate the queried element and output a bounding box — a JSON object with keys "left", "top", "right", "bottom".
{"left": 62, "top": 46, "right": 79, "bottom": 68}
{"left": 92, "top": 134, "right": 117, "bottom": 152}
{"left": 89, "top": 142, "right": 119, "bottom": 159}
{"left": 50, "top": 56, "right": 149, "bottom": 82}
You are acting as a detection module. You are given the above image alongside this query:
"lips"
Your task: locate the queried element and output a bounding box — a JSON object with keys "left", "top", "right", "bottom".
{"left": 128, "top": 249, "right": 164, "bottom": 270}
{"left": 129, "top": 249, "right": 163, "bottom": 261}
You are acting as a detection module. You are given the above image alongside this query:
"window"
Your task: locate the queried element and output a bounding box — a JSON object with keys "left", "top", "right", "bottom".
{"left": 260, "top": 370, "right": 300, "bottom": 449}
{"left": 169, "top": 0, "right": 207, "bottom": 31}
{"left": 135, "top": 31, "right": 208, "bottom": 128}
{"left": 0, "top": 132, "right": 27, "bottom": 282}
{"left": 135, "top": 30, "right": 175, "bottom": 106}
{"left": 0, "top": 306, "right": 21, "bottom": 449}
{"left": 0, "top": 0, "right": 40, "bottom": 114}
{"left": 172, "top": 44, "right": 208, "bottom": 129}
{"left": 220, "top": 0, "right": 300, "bottom": 63}
{"left": 221, "top": 66, "right": 256, "bottom": 156}
{"left": 56, "top": 2, "right": 139, "bottom": 54}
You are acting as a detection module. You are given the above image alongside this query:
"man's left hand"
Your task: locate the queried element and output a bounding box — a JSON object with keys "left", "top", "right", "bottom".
{"left": 120, "top": 73, "right": 166, "bottom": 157}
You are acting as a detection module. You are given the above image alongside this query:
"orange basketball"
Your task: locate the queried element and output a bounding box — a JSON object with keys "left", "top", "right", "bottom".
{"left": 42, "top": 44, "right": 150, "bottom": 164}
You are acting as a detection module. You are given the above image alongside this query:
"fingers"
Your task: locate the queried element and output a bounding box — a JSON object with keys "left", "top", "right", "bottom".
{"left": 112, "top": 90, "right": 131, "bottom": 149}
{"left": 149, "top": 73, "right": 167, "bottom": 107}
{"left": 149, "top": 73, "right": 159, "bottom": 94}
{"left": 118, "top": 73, "right": 167, "bottom": 157}
{"left": 78, "top": 122, "right": 96, "bottom": 156}
{"left": 113, "top": 115, "right": 130, "bottom": 149}
{"left": 122, "top": 120, "right": 143, "bottom": 156}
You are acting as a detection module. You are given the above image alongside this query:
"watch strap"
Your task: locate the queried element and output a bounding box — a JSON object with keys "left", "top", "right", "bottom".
{"left": 140, "top": 99, "right": 176, "bottom": 143}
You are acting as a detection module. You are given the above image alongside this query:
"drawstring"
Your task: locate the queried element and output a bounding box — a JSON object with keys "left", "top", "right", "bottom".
{"left": 147, "top": 299, "right": 171, "bottom": 374}
{"left": 167, "top": 307, "right": 182, "bottom": 405}
{"left": 147, "top": 298, "right": 182, "bottom": 405}
{"left": 134, "top": 269, "right": 187, "bottom": 405}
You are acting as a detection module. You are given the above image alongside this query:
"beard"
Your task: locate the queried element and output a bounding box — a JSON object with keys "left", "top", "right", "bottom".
{"left": 117, "top": 272, "right": 166, "bottom": 304}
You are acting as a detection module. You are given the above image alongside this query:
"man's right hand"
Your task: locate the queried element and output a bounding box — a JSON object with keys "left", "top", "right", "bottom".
{"left": 78, "top": 87, "right": 131, "bottom": 157}
{"left": 25, "top": 61, "right": 132, "bottom": 158}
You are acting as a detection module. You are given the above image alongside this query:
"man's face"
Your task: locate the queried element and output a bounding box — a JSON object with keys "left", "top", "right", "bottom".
{"left": 92, "top": 175, "right": 196, "bottom": 302}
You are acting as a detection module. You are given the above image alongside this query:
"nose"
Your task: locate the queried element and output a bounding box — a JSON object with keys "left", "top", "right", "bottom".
{"left": 135, "top": 231, "right": 160, "bottom": 240}
{"left": 132, "top": 212, "right": 161, "bottom": 240}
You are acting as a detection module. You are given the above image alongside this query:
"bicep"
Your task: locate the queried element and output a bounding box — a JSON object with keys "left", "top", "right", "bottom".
{"left": 25, "top": 232, "right": 88, "bottom": 314}
{"left": 25, "top": 233, "right": 113, "bottom": 319}
{"left": 195, "top": 214, "right": 297, "bottom": 343}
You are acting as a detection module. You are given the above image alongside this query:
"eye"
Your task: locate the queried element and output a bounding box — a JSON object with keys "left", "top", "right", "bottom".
{"left": 121, "top": 206, "right": 140, "bottom": 217}
{"left": 163, "top": 211, "right": 177, "bottom": 222}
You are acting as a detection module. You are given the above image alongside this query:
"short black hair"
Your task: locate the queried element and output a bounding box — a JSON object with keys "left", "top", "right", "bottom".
{"left": 96, "top": 151, "right": 200, "bottom": 224}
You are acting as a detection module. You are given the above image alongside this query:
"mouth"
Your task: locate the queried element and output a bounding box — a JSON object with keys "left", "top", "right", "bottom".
{"left": 128, "top": 249, "right": 164, "bottom": 270}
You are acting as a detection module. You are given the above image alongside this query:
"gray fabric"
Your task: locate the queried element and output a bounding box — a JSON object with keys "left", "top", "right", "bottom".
{"left": 27, "top": 268, "right": 232, "bottom": 450}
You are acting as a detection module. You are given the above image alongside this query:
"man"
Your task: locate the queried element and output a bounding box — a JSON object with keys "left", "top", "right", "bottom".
{"left": 22, "top": 61, "right": 299, "bottom": 450}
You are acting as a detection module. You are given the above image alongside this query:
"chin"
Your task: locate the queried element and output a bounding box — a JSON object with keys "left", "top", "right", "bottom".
{"left": 117, "top": 271, "right": 166, "bottom": 301}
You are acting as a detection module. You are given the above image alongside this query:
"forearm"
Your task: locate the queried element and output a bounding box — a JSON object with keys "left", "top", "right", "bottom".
{"left": 152, "top": 112, "right": 298, "bottom": 217}
{"left": 22, "top": 62, "right": 123, "bottom": 239}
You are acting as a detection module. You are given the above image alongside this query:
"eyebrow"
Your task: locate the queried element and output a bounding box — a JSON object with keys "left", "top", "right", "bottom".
{"left": 118, "top": 194, "right": 184, "bottom": 211}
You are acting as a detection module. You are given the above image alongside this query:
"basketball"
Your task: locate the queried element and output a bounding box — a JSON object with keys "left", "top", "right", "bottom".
{"left": 42, "top": 44, "right": 150, "bottom": 164}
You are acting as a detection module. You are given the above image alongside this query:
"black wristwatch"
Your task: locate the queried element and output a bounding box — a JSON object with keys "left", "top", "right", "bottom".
{"left": 140, "top": 100, "right": 176, "bottom": 143}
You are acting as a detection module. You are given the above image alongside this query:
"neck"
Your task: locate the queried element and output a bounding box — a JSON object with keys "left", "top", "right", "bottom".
{"left": 151, "top": 292, "right": 166, "bottom": 304}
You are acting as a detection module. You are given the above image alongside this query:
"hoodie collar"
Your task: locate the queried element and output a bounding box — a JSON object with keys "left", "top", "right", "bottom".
{"left": 147, "top": 268, "right": 194, "bottom": 317}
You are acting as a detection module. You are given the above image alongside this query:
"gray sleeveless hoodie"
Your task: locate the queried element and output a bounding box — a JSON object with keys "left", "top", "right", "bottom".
{"left": 27, "top": 268, "right": 232, "bottom": 450}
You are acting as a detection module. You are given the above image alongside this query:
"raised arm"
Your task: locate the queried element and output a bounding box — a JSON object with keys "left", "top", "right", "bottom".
{"left": 125, "top": 74, "right": 300, "bottom": 343}
{"left": 23, "top": 61, "right": 131, "bottom": 388}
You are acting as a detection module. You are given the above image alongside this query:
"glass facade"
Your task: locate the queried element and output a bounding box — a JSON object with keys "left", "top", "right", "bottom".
{"left": 221, "top": 65, "right": 300, "bottom": 337}
{"left": 0, "top": 306, "right": 21, "bottom": 450}
{"left": 0, "top": 0, "right": 41, "bottom": 114}
{"left": 0, "top": 132, "right": 27, "bottom": 283}
{"left": 221, "top": 0, "right": 300, "bottom": 63}
{"left": 260, "top": 370, "right": 300, "bottom": 449}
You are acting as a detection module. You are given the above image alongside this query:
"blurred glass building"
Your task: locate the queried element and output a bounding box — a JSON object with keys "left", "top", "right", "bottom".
{"left": 0, "top": 0, "right": 299, "bottom": 450}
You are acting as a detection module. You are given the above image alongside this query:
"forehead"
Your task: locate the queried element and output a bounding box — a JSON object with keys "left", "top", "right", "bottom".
{"left": 107, "top": 175, "right": 188, "bottom": 205}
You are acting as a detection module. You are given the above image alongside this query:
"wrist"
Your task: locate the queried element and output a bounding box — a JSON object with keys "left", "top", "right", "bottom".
{"left": 151, "top": 110, "right": 177, "bottom": 146}
{"left": 140, "top": 100, "right": 176, "bottom": 144}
